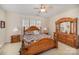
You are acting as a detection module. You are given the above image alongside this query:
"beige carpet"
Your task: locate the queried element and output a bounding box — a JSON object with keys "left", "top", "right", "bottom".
{"left": 40, "top": 42, "right": 78, "bottom": 55}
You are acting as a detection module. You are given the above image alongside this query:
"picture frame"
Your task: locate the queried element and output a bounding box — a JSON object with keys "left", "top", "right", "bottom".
{"left": 0, "top": 21, "right": 1, "bottom": 28}
{"left": 0, "top": 21, "right": 5, "bottom": 28}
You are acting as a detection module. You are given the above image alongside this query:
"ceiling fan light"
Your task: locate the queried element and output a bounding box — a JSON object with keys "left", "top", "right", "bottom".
{"left": 40, "top": 8, "right": 45, "bottom": 12}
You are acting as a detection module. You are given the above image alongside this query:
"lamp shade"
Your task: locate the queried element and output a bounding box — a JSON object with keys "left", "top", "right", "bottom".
{"left": 43, "top": 27, "right": 47, "bottom": 30}
{"left": 13, "top": 27, "right": 19, "bottom": 35}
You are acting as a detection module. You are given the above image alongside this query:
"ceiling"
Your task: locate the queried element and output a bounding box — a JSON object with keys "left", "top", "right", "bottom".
{"left": 0, "top": 4, "right": 78, "bottom": 18}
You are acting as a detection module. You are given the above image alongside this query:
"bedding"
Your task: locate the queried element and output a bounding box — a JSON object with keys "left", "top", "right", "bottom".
{"left": 24, "top": 34, "right": 53, "bottom": 43}
{"left": 24, "top": 25, "right": 53, "bottom": 44}
{"left": 25, "top": 31, "right": 33, "bottom": 35}
{"left": 32, "top": 30, "right": 40, "bottom": 35}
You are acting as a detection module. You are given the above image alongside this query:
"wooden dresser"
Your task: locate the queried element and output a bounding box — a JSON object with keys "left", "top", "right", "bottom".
{"left": 55, "top": 17, "right": 79, "bottom": 48}
{"left": 11, "top": 35, "right": 21, "bottom": 43}
{"left": 55, "top": 32, "right": 76, "bottom": 47}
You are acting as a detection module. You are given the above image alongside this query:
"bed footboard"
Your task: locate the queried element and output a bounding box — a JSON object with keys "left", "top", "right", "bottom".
{"left": 20, "top": 38, "right": 57, "bottom": 55}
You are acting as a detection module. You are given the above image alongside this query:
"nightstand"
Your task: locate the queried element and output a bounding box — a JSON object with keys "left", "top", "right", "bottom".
{"left": 11, "top": 35, "right": 21, "bottom": 43}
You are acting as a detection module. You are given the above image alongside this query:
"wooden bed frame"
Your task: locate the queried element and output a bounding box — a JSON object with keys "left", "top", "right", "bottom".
{"left": 20, "top": 26, "right": 58, "bottom": 55}
{"left": 54, "top": 17, "right": 79, "bottom": 48}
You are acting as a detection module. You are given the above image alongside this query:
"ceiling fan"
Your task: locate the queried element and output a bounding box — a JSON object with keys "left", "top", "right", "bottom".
{"left": 34, "top": 4, "right": 52, "bottom": 13}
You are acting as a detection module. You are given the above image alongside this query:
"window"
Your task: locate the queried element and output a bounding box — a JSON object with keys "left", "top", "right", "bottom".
{"left": 22, "top": 19, "right": 29, "bottom": 29}
{"left": 22, "top": 17, "right": 41, "bottom": 29}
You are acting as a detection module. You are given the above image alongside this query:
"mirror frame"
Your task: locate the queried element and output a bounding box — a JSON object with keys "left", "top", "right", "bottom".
{"left": 56, "top": 17, "right": 77, "bottom": 35}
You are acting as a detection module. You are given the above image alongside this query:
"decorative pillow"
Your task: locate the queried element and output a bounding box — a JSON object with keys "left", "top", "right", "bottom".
{"left": 0, "top": 42, "right": 22, "bottom": 55}
{"left": 25, "top": 31, "right": 33, "bottom": 35}
{"left": 33, "top": 30, "right": 40, "bottom": 35}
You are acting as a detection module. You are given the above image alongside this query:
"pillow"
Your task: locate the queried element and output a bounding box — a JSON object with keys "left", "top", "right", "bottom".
{"left": 25, "top": 31, "right": 33, "bottom": 35}
{"left": 33, "top": 30, "right": 40, "bottom": 35}
{"left": 0, "top": 42, "right": 22, "bottom": 55}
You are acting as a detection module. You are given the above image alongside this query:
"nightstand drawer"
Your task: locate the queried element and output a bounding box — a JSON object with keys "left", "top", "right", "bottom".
{"left": 11, "top": 35, "right": 21, "bottom": 43}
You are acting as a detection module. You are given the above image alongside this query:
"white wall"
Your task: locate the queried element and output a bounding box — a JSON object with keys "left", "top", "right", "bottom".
{"left": 6, "top": 12, "right": 23, "bottom": 42}
{"left": 49, "top": 8, "right": 79, "bottom": 35}
{"left": 0, "top": 9, "right": 6, "bottom": 42}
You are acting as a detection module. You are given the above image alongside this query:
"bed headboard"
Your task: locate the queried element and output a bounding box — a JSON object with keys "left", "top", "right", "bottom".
{"left": 24, "top": 26, "right": 40, "bottom": 34}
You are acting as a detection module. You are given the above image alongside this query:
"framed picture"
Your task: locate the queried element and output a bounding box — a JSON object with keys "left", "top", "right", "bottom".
{"left": 0, "top": 21, "right": 1, "bottom": 28}
{"left": 0, "top": 21, "right": 5, "bottom": 28}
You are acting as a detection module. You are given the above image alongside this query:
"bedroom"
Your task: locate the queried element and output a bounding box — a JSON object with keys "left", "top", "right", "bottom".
{"left": 0, "top": 4, "right": 79, "bottom": 55}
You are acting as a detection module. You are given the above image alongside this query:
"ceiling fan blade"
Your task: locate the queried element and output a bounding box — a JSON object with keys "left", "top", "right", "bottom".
{"left": 41, "top": 4, "right": 45, "bottom": 9}
{"left": 48, "top": 5, "right": 53, "bottom": 8}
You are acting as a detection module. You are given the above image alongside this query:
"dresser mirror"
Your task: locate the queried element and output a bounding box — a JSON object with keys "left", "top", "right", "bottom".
{"left": 55, "top": 17, "right": 78, "bottom": 48}
{"left": 60, "top": 22, "right": 70, "bottom": 34}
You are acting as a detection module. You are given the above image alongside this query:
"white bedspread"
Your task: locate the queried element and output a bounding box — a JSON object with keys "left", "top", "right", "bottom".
{"left": 24, "top": 34, "right": 53, "bottom": 42}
